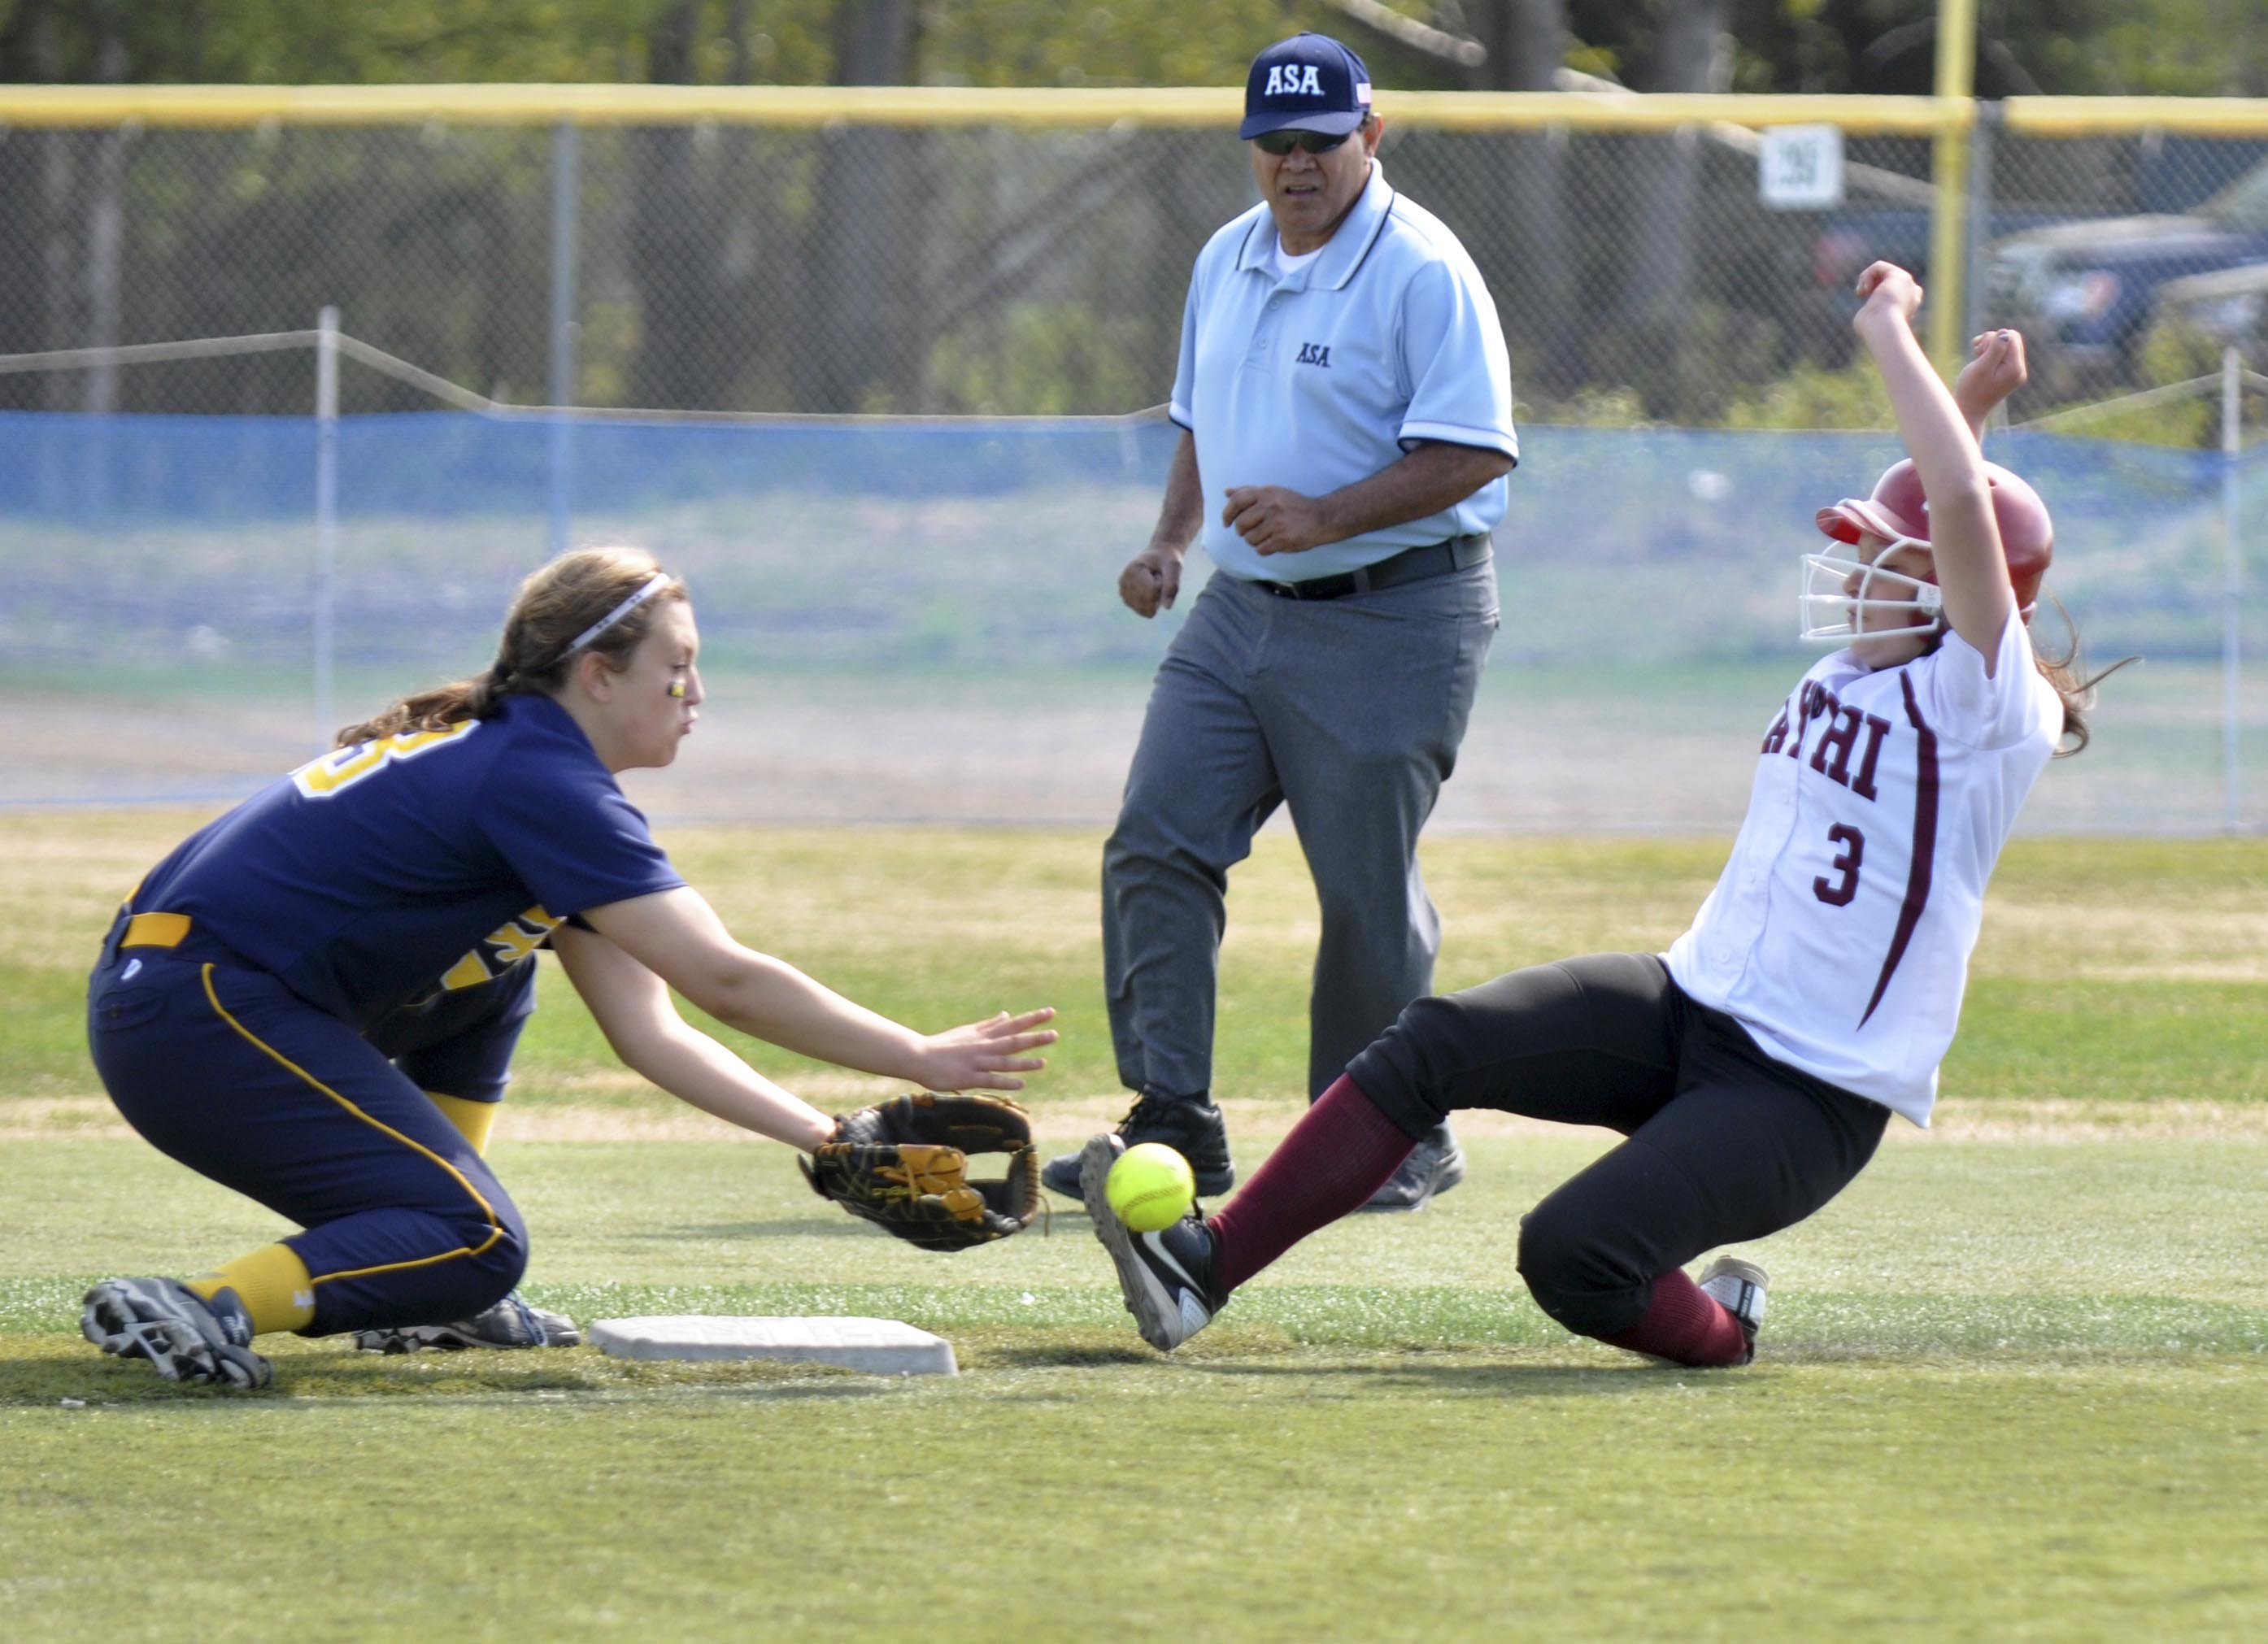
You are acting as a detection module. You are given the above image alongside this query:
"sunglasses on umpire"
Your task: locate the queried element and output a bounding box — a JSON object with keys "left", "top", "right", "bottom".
{"left": 1251, "top": 128, "right": 1356, "bottom": 156}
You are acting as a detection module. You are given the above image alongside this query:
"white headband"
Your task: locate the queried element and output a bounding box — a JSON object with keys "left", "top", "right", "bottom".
{"left": 567, "top": 572, "right": 672, "bottom": 655}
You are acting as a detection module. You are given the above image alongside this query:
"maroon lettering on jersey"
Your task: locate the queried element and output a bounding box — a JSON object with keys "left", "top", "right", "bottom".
{"left": 1849, "top": 713, "right": 1894, "bottom": 801}
{"left": 1784, "top": 681, "right": 1826, "bottom": 759}
{"left": 1760, "top": 702, "right": 1791, "bottom": 755}
{"left": 1814, "top": 823, "right": 1865, "bottom": 905}
{"left": 1809, "top": 702, "right": 1867, "bottom": 788}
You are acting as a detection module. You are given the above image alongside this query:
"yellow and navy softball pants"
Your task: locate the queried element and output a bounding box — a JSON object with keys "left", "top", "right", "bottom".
{"left": 88, "top": 917, "right": 528, "bottom": 1337}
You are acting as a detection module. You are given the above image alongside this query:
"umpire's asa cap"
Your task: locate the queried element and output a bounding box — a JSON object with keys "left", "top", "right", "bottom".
{"left": 1240, "top": 33, "right": 1373, "bottom": 140}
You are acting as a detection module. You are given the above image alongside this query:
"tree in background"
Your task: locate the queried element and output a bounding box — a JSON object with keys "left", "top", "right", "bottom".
{"left": 1467, "top": 3, "right": 1583, "bottom": 397}
{"left": 787, "top": 0, "right": 928, "bottom": 412}
{"left": 626, "top": 0, "right": 766, "bottom": 410}
{"left": 5, "top": 0, "right": 2267, "bottom": 417}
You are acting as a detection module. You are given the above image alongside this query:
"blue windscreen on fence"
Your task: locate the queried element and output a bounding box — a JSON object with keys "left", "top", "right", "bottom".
{"left": 2, "top": 410, "right": 2258, "bottom": 830}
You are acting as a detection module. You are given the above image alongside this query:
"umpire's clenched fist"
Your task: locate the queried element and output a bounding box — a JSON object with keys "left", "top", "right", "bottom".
{"left": 1119, "top": 542, "right": 1186, "bottom": 618}
{"left": 1223, "top": 485, "right": 1334, "bottom": 556}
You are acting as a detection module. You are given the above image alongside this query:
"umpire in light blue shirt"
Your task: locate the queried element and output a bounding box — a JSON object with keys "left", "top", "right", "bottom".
{"left": 1043, "top": 33, "right": 1517, "bottom": 1211}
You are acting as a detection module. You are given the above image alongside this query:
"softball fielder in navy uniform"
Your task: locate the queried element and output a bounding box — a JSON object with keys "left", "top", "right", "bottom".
{"left": 82, "top": 546, "right": 1056, "bottom": 1387}
{"left": 1084, "top": 266, "right": 2122, "bottom": 1365}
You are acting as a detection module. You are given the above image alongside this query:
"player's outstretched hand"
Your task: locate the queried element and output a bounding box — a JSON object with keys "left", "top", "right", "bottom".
{"left": 916, "top": 1007, "right": 1057, "bottom": 1093}
{"left": 1120, "top": 543, "right": 1185, "bottom": 618}
{"left": 1223, "top": 485, "right": 1332, "bottom": 555}
{"left": 1853, "top": 260, "right": 1924, "bottom": 333}
{"left": 1956, "top": 327, "right": 2029, "bottom": 419}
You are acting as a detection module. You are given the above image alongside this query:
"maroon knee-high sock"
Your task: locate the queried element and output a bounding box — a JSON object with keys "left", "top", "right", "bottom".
{"left": 1600, "top": 1269, "right": 1750, "bottom": 1367}
{"left": 1208, "top": 1073, "right": 1417, "bottom": 1295}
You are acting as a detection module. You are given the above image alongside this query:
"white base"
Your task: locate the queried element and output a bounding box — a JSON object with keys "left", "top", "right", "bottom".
{"left": 587, "top": 1315, "right": 957, "bottom": 1376}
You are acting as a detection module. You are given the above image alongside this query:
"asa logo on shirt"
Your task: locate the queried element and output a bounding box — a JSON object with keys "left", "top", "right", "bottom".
{"left": 1295, "top": 341, "right": 1332, "bottom": 368}
{"left": 1264, "top": 64, "right": 1326, "bottom": 98}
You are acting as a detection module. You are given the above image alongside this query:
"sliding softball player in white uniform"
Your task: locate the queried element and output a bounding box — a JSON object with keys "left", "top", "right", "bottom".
{"left": 1083, "top": 263, "right": 2123, "bottom": 1366}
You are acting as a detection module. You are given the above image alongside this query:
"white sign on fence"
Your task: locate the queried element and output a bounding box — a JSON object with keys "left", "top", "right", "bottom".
{"left": 1759, "top": 124, "right": 1845, "bottom": 210}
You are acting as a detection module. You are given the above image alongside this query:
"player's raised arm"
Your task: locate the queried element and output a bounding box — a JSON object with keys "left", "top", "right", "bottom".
{"left": 1953, "top": 326, "right": 2029, "bottom": 445}
{"left": 578, "top": 885, "right": 1056, "bottom": 1094}
{"left": 1851, "top": 262, "right": 2014, "bottom": 662}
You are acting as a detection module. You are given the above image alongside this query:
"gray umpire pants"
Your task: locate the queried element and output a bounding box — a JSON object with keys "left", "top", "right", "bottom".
{"left": 1103, "top": 561, "right": 1499, "bottom": 1105}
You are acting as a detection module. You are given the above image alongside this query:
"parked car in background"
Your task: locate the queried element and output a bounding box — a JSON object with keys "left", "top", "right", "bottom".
{"left": 1811, "top": 208, "right": 2079, "bottom": 298}
{"left": 2156, "top": 261, "right": 2268, "bottom": 349}
{"left": 1983, "top": 157, "right": 2268, "bottom": 381}
{"left": 1796, "top": 207, "right": 2087, "bottom": 367}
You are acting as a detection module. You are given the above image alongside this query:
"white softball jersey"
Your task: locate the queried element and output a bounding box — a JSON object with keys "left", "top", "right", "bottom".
{"left": 1665, "top": 611, "right": 2061, "bottom": 1126}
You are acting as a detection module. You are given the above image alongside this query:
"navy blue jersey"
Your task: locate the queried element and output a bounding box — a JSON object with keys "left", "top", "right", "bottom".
{"left": 365, "top": 959, "right": 540, "bottom": 1103}
{"left": 132, "top": 693, "right": 683, "bottom": 1028}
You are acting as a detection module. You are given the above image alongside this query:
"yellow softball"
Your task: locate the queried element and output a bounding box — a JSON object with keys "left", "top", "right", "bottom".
{"left": 1105, "top": 1142, "right": 1197, "bottom": 1233}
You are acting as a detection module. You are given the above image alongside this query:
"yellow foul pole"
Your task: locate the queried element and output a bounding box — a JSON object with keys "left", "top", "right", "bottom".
{"left": 1929, "top": 0, "right": 1979, "bottom": 375}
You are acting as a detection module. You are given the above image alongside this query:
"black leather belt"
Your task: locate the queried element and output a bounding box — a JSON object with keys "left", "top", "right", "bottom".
{"left": 1249, "top": 533, "right": 1491, "bottom": 601}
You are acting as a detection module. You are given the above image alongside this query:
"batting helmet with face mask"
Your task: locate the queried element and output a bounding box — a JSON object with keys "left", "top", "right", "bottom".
{"left": 1800, "top": 458, "right": 2054, "bottom": 644}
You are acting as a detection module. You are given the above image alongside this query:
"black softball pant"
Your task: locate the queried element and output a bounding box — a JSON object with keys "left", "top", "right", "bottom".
{"left": 1347, "top": 953, "right": 1890, "bottom": 1338}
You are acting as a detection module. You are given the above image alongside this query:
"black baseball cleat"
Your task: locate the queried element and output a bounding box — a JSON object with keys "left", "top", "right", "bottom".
{"left": 353, "top": 1290, "right": 581, "bottom": 1354}
{"left": 81, "top": 1276, "right": 272, "bottom": 1389}
{"left": 1079, "top": 1133, "right": 1226, "bottom": 1352}
{"left": 1041, "top": 1088, "right": 1234, "bottom": 1200}
{"left": 1695, "top": 1255, "right": 1769, "bottom": 1366}
{"left": 1358, "top": 1125, "right": 1466, "bottom": 1212}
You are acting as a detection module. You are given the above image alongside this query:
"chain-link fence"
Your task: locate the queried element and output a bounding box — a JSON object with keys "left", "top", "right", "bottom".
{"left": 0, "top": 95, "right": 1967, "bottom": 419}
{"left": 2, "top": 92, "right": 2266, "bottom": 424}
{"left": 1974, "top": 120, "right": 2268, "bottom": 412}
{"left": 0, "top": 89, "right": 2261, "bottom": 833}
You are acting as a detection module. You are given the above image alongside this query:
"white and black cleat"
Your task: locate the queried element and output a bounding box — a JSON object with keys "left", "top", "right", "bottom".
{"left": 1079, "top": 1133, "right": 1224, "bottom": 1353}
{"left": 1696, "top": 1255, "right": 1769, "bottom": 1366}
{"left": 354, "top": 1290, "right": 579, "bottom": 1354}
{"left": 81, "top": 1276, "right": 272, "bottom": 1389}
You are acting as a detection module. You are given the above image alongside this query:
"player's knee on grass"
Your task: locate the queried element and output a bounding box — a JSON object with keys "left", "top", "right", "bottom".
{"left": 453, "top": 1211, "right": 532, "bottom": 1316}
{"left": 1515, "top": 1207, "right": 1650, "bottom": 1341}
{"left": 333, "top": 1207, "right": 529, "bottom": 1335}
{"left": 398, "top": 1237, "right": 526, "bottom": 1332}
{"left": 408, "top": 1168, "right": 532, "bottom": 1320}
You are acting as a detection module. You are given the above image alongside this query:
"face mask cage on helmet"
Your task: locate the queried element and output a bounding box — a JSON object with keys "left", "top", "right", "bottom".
{"left": 1798, "top": 537, "right": 1944, "bottom": 644}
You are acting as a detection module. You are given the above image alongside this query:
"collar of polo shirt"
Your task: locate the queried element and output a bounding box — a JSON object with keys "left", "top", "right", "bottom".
{"left": 1234, "top": 161, "right": 1395, "bottom": 293}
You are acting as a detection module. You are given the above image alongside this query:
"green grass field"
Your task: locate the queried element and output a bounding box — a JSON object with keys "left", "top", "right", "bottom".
{"left": 2, "top": 815, "right": 2264, "bottom": 1640}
